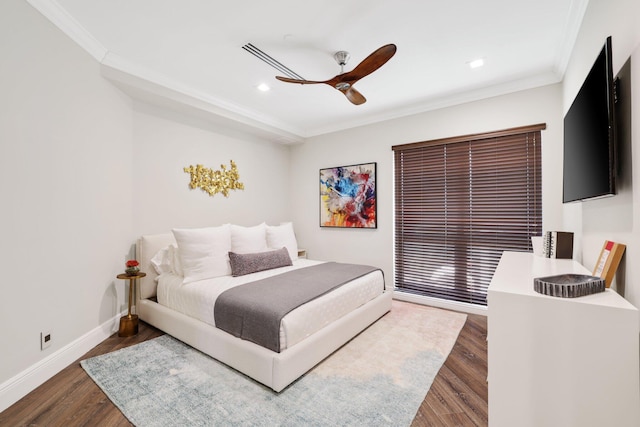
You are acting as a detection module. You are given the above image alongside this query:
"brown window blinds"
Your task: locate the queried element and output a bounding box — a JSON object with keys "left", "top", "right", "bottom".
{"left": 392, "top": 124, "right": 544, "bottom": 306}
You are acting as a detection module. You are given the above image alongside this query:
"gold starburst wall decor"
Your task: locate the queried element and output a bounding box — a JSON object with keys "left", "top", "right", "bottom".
{"left": 183, "top": 160, "right": 244, "bottom": 197}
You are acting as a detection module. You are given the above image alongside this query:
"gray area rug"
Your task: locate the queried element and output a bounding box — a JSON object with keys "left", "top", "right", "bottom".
{"left": 81, "top": 301, "right": 466, "bottom": 426}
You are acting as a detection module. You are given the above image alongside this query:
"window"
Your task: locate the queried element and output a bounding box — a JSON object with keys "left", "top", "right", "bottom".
{"left": 392, "top": 124, "right": 544, "bottom": 306}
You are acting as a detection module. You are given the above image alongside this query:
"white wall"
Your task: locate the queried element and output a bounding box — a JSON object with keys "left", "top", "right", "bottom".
{"left": 0, "top": 0, "right": 294, "bottom": 412}
{"left": 131, "top": 102, "right": 293, "bottom": 234}
{"left": 290, "top": 84, "right": 564, "bottom": 286}
{"left": 562, "top": 0, "right": 640, "bottom": 311}
{"left": 0, "top": 0, "right": 133, "bottom": 400}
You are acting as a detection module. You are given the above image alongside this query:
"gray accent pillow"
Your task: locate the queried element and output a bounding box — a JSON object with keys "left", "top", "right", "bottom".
{"left": 228, "top": 247, "right": 293, "bottom": 277}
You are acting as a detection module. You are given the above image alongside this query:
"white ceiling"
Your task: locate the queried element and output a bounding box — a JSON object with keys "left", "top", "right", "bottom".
{"left": 32, "top": 0, "right": 588, "bottom": 143}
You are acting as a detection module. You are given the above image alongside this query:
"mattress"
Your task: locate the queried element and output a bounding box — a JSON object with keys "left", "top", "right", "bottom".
{"left": 156, "top": 259, "right": 385, "bottom": 351}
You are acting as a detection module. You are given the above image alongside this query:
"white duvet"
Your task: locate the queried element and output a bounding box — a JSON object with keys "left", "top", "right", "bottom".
{"left": 156, "top": 259, "right": 386, "bottom": 351}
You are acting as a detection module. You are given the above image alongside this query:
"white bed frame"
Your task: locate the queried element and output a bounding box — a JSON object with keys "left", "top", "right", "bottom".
{"left": 135, "top": 233, "right": 393, "bottom": 392}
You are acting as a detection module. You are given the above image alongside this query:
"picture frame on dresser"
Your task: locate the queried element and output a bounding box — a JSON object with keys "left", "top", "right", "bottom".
{"left": 592, "top": 240, "right": 626, "bottom": 287}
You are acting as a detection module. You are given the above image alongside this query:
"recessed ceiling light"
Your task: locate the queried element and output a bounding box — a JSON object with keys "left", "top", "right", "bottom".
{"left": 468, "top": 58, "right": 484, "bottom": 69}
{"left": 257, "top": 83, "right": 270, "bottom": 92}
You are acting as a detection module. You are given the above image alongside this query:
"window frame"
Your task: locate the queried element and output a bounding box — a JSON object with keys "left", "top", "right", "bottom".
{"left": 392, "top": 124, "right": 545, "bottom": 306}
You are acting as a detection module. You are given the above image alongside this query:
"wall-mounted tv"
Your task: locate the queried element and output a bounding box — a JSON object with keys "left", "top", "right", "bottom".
{"left": 563, "top": 36, "right": 617, "bottom": 203}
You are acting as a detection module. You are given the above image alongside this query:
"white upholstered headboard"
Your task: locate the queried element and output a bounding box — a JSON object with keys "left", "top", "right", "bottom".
{"left": 136, "top": 233, "right": 176, "bottom": 300}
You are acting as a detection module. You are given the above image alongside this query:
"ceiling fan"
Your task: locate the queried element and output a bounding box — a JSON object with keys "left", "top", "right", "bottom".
{"left": 275, "top": 44, "right": 397, "bottom": 105}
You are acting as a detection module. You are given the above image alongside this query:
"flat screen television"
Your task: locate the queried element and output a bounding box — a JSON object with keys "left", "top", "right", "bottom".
{"left": 563, "top": 36, "right": 617, "bottom": 203}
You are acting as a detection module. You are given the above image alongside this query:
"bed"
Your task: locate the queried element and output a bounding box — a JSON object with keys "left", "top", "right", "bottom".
{"left": 135, "top": 223, "right": 392, "bottom": 392}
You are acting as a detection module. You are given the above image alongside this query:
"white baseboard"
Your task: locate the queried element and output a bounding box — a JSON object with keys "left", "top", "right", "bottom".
{"left": 393, "top": 291, "right": 488, "bottom": 316}
{"left": 0, "top": 313, "right": 122, "bottom": 413}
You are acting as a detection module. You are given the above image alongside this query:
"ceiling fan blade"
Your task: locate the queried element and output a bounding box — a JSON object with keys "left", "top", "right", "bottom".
{"left": 275, "top": 44, "right": 394, "bottom": 105}
{"left": 275, "top": 76, "right": 326, "bottom": 85}
{"left": 338, "top": 44, "right": 397, "bottom": 84}
{"left": 341, "top": 87, "right": 367, "bottom": 105}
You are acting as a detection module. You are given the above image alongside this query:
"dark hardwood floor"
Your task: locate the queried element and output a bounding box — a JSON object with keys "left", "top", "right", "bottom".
{"left": 414, "top": 313, "right": 488, "bottom": 426}
{"left": 0, "top": 311, "right": 488, "bottom": 427}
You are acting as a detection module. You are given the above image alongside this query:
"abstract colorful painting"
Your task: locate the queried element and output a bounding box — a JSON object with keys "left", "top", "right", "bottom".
{"left": 320, "top": 162, "right": 377, "bottom": 228}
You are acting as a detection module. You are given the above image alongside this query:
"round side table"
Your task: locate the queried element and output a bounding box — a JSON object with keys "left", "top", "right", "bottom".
{"left": 116, "top": 272, "right": 146, "bottom": 337}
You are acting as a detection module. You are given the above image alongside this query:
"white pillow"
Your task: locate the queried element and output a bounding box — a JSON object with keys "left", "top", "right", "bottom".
{"left": 230, "top": 223, "right": 268, "bottom": 254}
{"left": 172, "top": 225, "right": 231, "bottom": 283}
{"left": 150, "top": 245, "right": 174, "bottom": 275}
{"left": 150, "top": 245, "right": 183, "bottom": 278}
{"left": 266, "top": 222, "right": 299, "bottom": 261}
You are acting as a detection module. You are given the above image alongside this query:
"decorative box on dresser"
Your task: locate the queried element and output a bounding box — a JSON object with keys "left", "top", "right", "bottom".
{"left": 487, "top": 251, "right": 639, "bottom": 427}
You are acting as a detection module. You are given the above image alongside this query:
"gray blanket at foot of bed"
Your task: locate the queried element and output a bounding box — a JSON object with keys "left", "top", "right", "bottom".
{"left": 214, "top": 262, "right": 382, "bottom": 352}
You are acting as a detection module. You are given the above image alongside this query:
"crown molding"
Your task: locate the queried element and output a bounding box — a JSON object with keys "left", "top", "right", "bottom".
{"left": 306, "top": 71, "right": 562, "bottom": 137}
{"left": 101, "top": 53, "right": 305, "bottom": 144}
{"left": 27, "top": 1, "right": 305, "bottom": 144}
{"left": 27, "top": 0, "right": 108, "bottom": 61}
{"left": 552, "top": 0, "right": 590, "bottom": 76}
{"left": 26, "top": 0, "right": 576, "bottom": 142}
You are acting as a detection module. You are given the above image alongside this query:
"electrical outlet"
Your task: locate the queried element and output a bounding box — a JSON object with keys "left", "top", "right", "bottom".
{"left": 41, "top": 331, "right": 51, "bottom": 350}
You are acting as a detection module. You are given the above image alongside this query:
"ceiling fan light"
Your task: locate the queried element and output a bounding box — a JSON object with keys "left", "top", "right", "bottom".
{"left": 257, "top": 83, "right": 270, "bottom": 92}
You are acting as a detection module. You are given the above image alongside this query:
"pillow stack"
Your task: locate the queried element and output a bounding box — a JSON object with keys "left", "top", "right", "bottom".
{"left": 152, "top": 222, "right": 300, "bottom": 282}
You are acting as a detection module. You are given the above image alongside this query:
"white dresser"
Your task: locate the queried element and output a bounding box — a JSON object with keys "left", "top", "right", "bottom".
{"left": 487, "top": 251, "right": 639, "bottom": 427}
